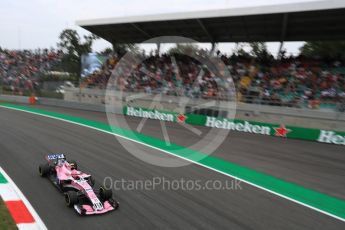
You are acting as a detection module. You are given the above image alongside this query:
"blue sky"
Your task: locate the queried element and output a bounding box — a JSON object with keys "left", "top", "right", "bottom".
{"left": 0, "top": 0, "right": 319, "bottom": 55}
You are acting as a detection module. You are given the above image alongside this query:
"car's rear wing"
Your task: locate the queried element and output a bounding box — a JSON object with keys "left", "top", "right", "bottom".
{"left": 46, "top": 153, "right": 66, "bottom": 162}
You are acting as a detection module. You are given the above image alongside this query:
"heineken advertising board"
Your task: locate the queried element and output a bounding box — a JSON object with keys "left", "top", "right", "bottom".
{"left": 123, "top": 106, "right": 345, "bottom": 145}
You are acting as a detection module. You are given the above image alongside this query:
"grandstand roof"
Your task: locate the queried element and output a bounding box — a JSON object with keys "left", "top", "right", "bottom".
{"left": 76, "top": 0, "right": 345, "bottom": 44}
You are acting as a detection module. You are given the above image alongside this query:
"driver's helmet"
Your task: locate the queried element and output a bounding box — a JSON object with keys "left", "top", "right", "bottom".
{"left": 69, "top": 162, "right": 77, "bottom": 170}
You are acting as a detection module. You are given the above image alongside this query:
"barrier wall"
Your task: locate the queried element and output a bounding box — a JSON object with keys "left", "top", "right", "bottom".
{"left": 0, "top": 95, "right": 29, "bottom": 104}
{"left": 64, "top": 88, "right": 345, "bottom": 131}
{"left": 124, "top": 106, "right": 345, "bottom": 145}
{"left": 1, "top": 94, "right": 344, "bottom": 145}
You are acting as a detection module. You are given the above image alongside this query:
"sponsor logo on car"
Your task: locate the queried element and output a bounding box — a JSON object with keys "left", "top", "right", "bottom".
{"left": 47, "top": 153, "right": 65, "bottom": 160}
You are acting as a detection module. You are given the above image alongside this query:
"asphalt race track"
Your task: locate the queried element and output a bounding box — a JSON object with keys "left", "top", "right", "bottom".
{"left": 0, "top": 105, "right": 345, "bottom": 230}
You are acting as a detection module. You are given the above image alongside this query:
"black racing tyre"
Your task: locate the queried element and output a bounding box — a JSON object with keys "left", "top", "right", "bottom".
{"left": 88, "top": 176, "right": 95, "bottom": 187}
{"left": 80, "top": 207, "right": 87, "bottom": 215}
{"left": 39, "top": 163, "right": 50, "bottom": 177}
{"left": 108, "top": 198, "right": 119, "bottom": 210}
{"left": 69, "top": 160, "right": 78, "bottom": 170}
{"left": 112, "top": 199, "right": 120, "bottom": 210}
{"left": 65, "top": 191, "right": 78, "bottom": 207}
{"left": 99, "top": 186, "right": 112, "bottom": 201}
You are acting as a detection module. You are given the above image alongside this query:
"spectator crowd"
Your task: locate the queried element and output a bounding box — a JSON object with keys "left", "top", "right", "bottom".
{"left": 81, "top": 51, "right": 345, "bottom": 109}
{"left": 0, "top": 49, "right": 62, "bottom": 95}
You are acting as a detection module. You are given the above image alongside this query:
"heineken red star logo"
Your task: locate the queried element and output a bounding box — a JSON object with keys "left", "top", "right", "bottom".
{"left": 274, "top": 124, "right": 291, "bottom": 137}
{"left": 176, "top": 114, "right": 187, "bottom": 123}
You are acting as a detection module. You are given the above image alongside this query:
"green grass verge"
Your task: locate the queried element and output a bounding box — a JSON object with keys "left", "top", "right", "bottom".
{"left": 0, "top": 198, "right": 17, "bottom": 230}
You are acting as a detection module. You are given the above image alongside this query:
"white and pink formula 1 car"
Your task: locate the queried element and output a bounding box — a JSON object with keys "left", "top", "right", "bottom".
{"left": 38, "top": 153, "right": 119, "bottom": 215}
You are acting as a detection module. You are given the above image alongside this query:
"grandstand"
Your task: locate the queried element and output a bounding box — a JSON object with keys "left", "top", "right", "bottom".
{"left": 76, "top": 0, "right": 345, "bottom": 110}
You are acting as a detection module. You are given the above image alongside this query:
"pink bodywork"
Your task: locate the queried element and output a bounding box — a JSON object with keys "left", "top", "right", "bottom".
{"left": 55, "top": 162, "right": 89, "bottom": 181}
{"left": 54, "top": 161, "right": 115, "bottom": 215}
{"left": 79, "top": 201, "right": 114, "bottom": 215}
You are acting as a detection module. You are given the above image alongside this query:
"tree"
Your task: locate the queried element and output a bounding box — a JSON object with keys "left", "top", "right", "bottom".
{"left": 300, "top": 41, "right": 345, "bottom": 61}
{"left": 112, "top": 43, "right": 140, "bottom": 57}
{"left": 249, "top": 42, "right": 272, "bottom": 63}
{"left": 100, "top": 47, "right": 113, "bottom": 56}
{"left": 232, "top": 43, "right": 252, "bottom": 59}
{"left": 167, "top": 44, "right": 201, "bottom": 56}
{"left": 250, "top": 42, "right": 266, "bottom": 57}
{"left": 57, "top": 29, "right": 98, "bottom": 76}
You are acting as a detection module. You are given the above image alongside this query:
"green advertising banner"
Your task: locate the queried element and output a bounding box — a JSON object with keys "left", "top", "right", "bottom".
{"left": 123, "top": 106, "right": 345, "bottom": 145}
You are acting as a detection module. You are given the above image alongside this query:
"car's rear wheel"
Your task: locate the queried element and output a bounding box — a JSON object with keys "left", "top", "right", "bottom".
{"left": 99, "top": 186, "right": 112, "bottom": 201}
{"left": 39, "top": 163, "right": 50, "bottom": 177}
{"left": 65, "top": 191, "right": 78, "bottom": 207}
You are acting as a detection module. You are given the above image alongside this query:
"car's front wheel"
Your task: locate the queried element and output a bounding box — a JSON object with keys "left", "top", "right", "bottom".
{"left": 109, "top": 199, "right": 120, "bottom": 210}
{"left": 65, "top": 191, "right": 78, "bottom": 207}
{"left": 99, "top": 186, "right": 112, "bottom": 201}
